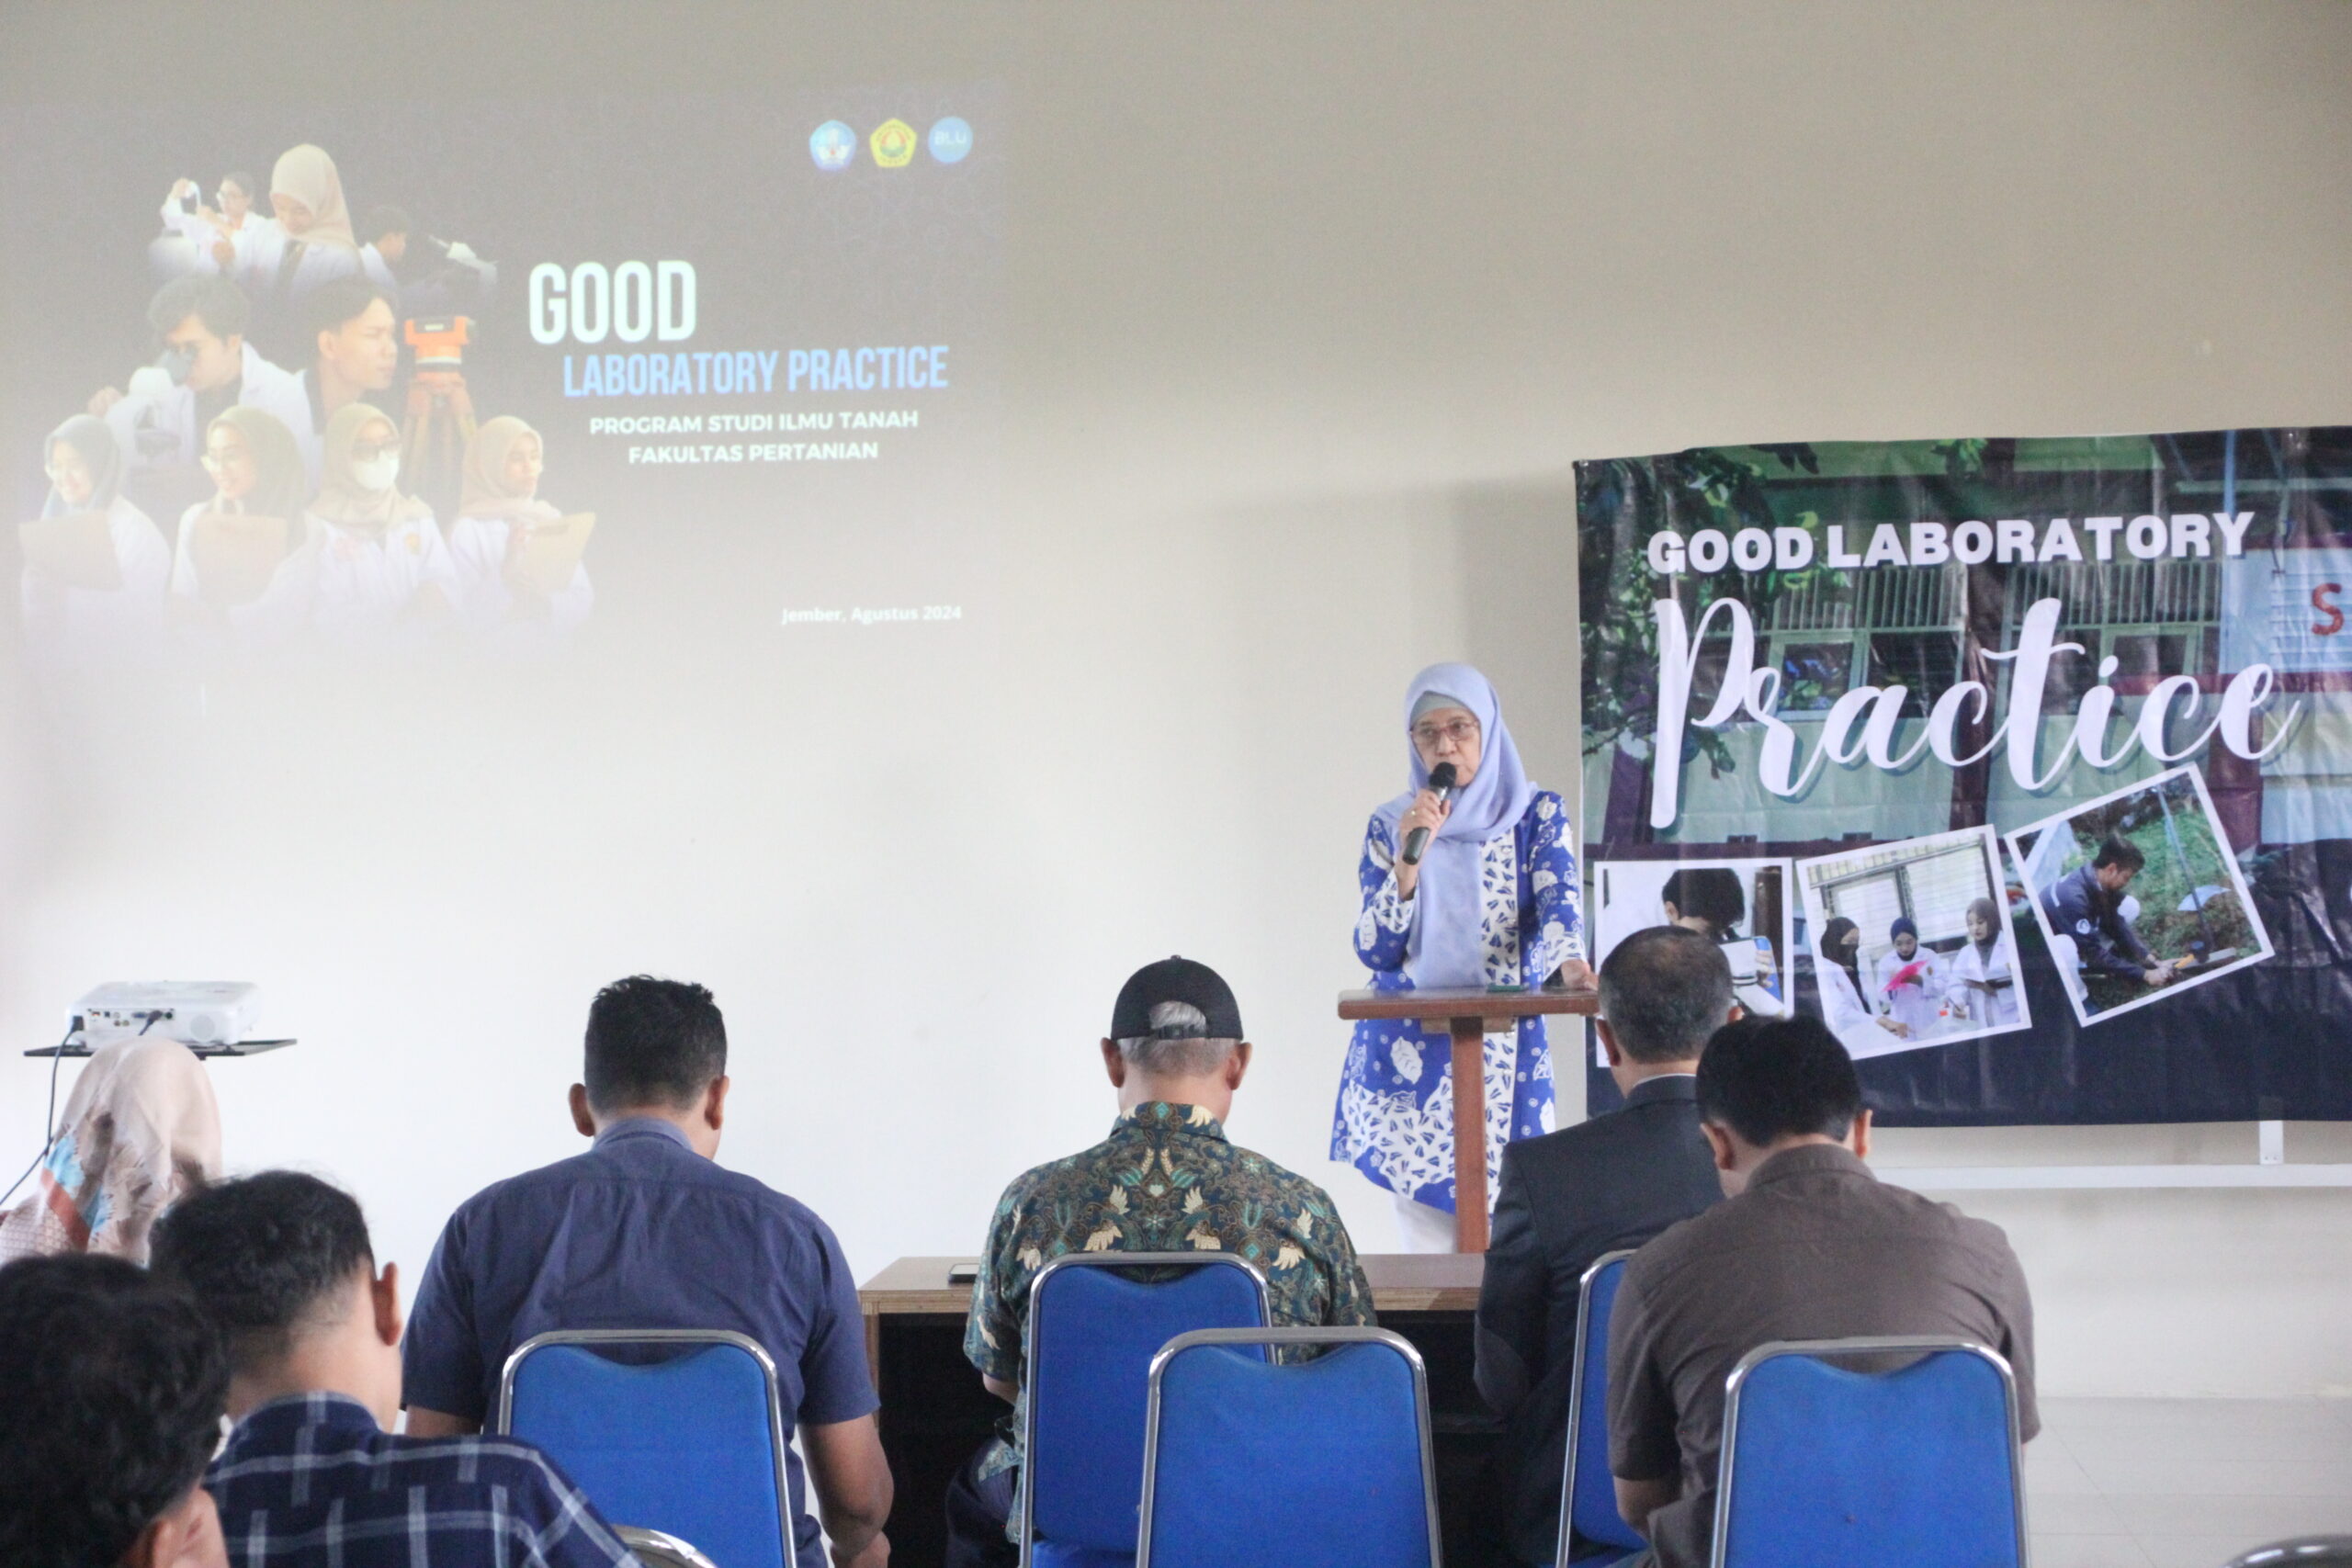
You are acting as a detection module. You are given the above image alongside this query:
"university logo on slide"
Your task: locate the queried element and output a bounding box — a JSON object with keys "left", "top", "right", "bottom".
{"left": 809, "top": 120, "right": 856, "bottom": 172}
{"left": 870, "top": 118, "right": 918, "bottom": 168}
{"left": 928, "top": 117, "right": 974, "bottom": 164}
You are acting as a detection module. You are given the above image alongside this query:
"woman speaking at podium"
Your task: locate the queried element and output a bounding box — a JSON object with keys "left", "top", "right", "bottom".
{"left": 1330, "top": 663, "right": 1589, "bottom": 1253}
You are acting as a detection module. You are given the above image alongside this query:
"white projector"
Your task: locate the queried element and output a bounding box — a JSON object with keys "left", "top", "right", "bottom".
{"left": 74, "top": 982, "right": 261, "bottom": 1050}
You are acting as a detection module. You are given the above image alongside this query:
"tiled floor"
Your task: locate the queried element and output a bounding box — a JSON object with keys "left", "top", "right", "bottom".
{"left": 2030, "top": 1398, "right": 2352, "bottom": 1567}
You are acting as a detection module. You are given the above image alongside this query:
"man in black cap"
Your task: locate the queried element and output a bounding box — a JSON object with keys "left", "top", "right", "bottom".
{"left": 948, "top": 956, "right": 1377, "bottom": 1567}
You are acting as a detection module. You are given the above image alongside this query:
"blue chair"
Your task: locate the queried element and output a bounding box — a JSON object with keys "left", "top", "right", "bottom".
{"left": 1555, "top": 1249, "right": 1644, "bottom": 1567}
{"left": 1710, "top": 1336, "right": 2029, "bottom": 1568}
{"left": 1136, "top": 1325, "right": 1442, "bottom": 1568}
{"left": 1020, "top": 1252, "right": 1271, "bottom": 1568}
{"left": 2221, "top": 1540, "right": 2352, "bottom": 1567}
{"left": 497, "top": 1329, "right": 797, "bottom": 1568}
{"left": 614, "top": 1528, "right": 721, "bottom": 1568}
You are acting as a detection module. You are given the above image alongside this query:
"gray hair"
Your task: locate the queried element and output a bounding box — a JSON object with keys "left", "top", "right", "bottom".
{"left": 1115, "top": 1000, "right": 1239, "bottom": 1078}
{"left": 1598, "top": 925, "right": 1736, "bottom": 1063}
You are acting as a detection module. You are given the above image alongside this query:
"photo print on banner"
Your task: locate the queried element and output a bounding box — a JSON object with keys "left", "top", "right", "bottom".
{"left": 2007, "top": 764, "right": 2274, "bottom": 1031}
{"left": 1577, "top": 429, "right": 2352, "bottom": 1125}
{"left": 1589, "top": 858, "right": 1795, "bottom": 1062}
{"left": 1794, "top": 826, "right": 2032, "bottom": 1060}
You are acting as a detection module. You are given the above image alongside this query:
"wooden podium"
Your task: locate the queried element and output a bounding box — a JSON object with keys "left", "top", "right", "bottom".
{"left": 1338, "top": 986, "right": 1600, "bottom": 1251}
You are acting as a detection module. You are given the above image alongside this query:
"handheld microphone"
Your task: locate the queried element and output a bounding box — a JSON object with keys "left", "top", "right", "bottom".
{"left": 1400, "top": 761, "right": 1457, "bottom": 867}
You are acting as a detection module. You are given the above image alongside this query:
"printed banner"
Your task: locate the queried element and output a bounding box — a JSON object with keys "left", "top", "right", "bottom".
{"left": 1577, "top": 430, "right": 2352, "bottom": 1124}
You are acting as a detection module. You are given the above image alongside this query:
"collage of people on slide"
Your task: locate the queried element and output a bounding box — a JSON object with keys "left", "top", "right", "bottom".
{"left": 25, "top": 141, "right": 593, "bottom": 671}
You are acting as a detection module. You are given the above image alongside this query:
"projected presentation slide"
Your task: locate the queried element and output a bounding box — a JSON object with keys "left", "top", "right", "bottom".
{"left": 0, "top": 89, "right": 1001, "bottom": 677}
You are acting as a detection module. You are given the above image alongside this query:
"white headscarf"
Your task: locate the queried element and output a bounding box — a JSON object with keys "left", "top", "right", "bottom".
{"left": 40, "top": 415, "right": 125, "bottom": 518}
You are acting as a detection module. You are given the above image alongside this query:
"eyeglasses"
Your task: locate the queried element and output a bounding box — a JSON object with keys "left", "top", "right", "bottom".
{"left": 1411, "top": 718, "right": 1480, "bottom": 749}
{"left": 198, "top": 449, "right": 248, "bottom": 470}
{"left": 351, "top": 439, "right": 399, "bottom": 461}
{"left": 42, "top": 461, "right": 91, "bottom": 481}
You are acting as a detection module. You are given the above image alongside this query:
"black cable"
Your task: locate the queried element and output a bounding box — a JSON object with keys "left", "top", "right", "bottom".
{"left": 0, "top": 1024, "right": 78, "bottom": 1210}
{"left": 0, "top": 1010, "right": 166, "bottom": 1210}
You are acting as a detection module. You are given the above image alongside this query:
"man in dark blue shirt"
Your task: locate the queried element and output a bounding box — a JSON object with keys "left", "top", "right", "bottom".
{"left": 2041, "top": 836, "right": 2175, "bottom": 992}
{"left": 1476, "top": 926, "right": 1737, "bottom": 1565}
{"left": 401, "top": 976, "right": 891, "bottom": 1568}
{"left": 150, "top": 1170, "right": 638, "bottom": 1568}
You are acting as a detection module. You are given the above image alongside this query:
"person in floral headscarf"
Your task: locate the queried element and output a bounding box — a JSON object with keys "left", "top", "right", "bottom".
{"left": 0, "top": 1037, "right": 220, "bottom": 1265}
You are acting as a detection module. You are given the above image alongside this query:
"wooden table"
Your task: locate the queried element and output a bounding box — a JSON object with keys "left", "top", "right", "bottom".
{"left": 1338, "top": 986, "right": 1600, "bottom": 1250}
{"left": 860, "top": 1253, "right": 1492, "bottom": 1567}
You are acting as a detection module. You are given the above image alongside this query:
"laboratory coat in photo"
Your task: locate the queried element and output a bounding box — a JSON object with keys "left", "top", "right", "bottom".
{"left": 170, "top": 503, "right": 324, "bottom": 649}
{"left": 447, "top": 514, "right": 594, "bottom": 637}
{"left": 279, "top": 375, "right": 327, "bottom": 486}
{"left": 1943, "top": 937, "right": 2021, "bottom": 1029}
{"left": 20, "top": 495, "right": 171, "bottom": 660}
{"left": 1721, "top": 933, "right": 1787, "bottom": 1018}
{"left": 1817, "top": 951, "right": 1910, "bottom": 1061}
{"left": 1874, "top": 943, "right": 1943, "bottom": 1039}
{"left": 223, "top": 221, "right": 365, "bottom": 299}
{"left": 160, "top": 193, "right": 278, "bottom": 268}
{"left": 106, "top": 344, "right": 310, "bottom": 472}
{"left": 307, "top": 511, "right": 459, "bottom": 641}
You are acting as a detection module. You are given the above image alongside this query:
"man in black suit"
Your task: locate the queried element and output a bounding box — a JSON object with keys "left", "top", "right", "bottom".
{"left": 1476, "top": 925, "right": 1738, "bottom": 1565}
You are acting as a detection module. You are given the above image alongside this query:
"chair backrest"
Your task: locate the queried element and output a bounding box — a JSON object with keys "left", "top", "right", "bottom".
{"left": 1555, "top": 1249, "right": 1643, "bottom": 1565}
{"left": 498, "top": 1330, "right": 795, "bottom": 1568}
{"left": 1021, "top": 1252, "right": 1271, "bottom": 1558}
{"left": 1711, "top": 1337, "right": 2027, "bottom": 1568}
{"left": 615, "top": 1527, "right": 722, "bottom": 1568}
{"left": 2221, "top": 1539, "right": 2352, "bottom": 1567}
{"left": 1136, "top": 1326, "right": 1441, "bottom": 1568}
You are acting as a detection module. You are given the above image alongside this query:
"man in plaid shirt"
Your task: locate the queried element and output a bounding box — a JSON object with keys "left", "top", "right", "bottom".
{"left": 152, "top": 1171, "right": 640, "bottom": 1568}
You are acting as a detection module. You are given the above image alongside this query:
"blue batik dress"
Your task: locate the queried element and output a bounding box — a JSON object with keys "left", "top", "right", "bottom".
{"left": 1329, "top": 788, "right": 1585, "bottom": 1213}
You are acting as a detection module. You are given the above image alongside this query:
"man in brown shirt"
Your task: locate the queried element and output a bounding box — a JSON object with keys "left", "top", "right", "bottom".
{"left": 1605, "top": 1016, "right": 2037, "bottom": 1568}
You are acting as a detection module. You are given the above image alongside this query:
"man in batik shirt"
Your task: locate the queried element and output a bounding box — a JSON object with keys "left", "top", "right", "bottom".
{"left": 948, "top": 955, "right": 1377, "bottom": 1567}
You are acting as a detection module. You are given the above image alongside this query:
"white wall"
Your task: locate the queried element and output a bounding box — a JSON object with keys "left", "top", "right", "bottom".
{"left": 5, "top": 0, "right": 2352, "bottom": 1397}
